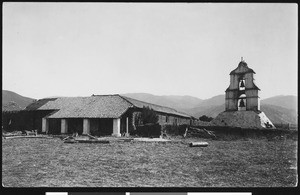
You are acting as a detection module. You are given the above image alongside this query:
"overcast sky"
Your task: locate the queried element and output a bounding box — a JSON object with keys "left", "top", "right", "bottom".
{"left": 3, "top": 3, "right": 298, "bottom": 100}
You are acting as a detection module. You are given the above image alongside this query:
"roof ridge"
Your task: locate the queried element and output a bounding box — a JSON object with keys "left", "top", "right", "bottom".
{"left": 120, "top": 95, "right": 190, "bottom": 116}
{"left": 116, "top": 94, "right": 135, "bottom": 108}
{"left": 120, "top": 95, "right": 178, "bottom": 110}
{"left": 91, "top": 94, "right": 120, "bottom": 97}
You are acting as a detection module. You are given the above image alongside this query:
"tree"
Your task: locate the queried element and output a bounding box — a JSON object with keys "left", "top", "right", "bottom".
{"left": 141, "top": 106, "right": 159, "bottom": 125}
{"left": 199, "top": 115, "right": 213, "bottom": 122}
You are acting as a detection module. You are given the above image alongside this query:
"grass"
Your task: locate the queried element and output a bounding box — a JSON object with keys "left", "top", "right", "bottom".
{"left": 2, "top": 136, "right": 298, "bottom": 187}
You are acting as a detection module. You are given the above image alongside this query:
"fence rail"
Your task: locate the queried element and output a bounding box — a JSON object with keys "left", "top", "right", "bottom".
{"left": 273, "top": 123, "right": 298, "bottom": 130}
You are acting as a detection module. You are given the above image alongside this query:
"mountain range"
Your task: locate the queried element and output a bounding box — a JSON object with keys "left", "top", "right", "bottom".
{"left": 122, "top": 93, "right": 297, "bottom": 124}
{"left": 2, "top": 90, "right": 297, "bottom": 124}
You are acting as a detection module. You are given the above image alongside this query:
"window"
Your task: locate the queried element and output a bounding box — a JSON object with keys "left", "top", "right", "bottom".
{"left": 166, "top": 116, "right": 169, "bottom": 123}
{"left": 174, "top": 118, "right": 178, "bottom": 125}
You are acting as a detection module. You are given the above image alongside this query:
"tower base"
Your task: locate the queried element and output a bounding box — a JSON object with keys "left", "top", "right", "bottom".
{"left": 211, "top": 110, "right": 275, "bottom": 129}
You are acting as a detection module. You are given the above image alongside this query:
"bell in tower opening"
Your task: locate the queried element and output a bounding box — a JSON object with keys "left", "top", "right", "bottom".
{"left": 240, "top": 80, "right": 245, "bottom": 88}
{"left": 211, "top": 58, "right": 275, "bottom": 129}
{"left": 239, "top": 99, "right": 245, "bottom": 107}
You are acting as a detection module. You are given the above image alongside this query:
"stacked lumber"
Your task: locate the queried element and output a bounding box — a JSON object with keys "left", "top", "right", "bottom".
{"left": 3, "top": 130, "right": 51, "bottom": 139}
{"left": 63, "top": 134, "right": 110, "bottom": 144}
{"left": 183, "top": 127, "right": 216, "bottom": 139}
{"left": 3, "top": 135, "right": 52, "bottom": 139}
{"left": 2, "top": 130, "right": 23, "bottom": 137}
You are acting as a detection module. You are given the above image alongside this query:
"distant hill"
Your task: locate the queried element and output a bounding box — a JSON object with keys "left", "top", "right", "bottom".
{"left": 122, "top": 93, "right": 203, "bottom": 111}
{"left": 2, "top": 90, "right": 36, "bottom": 111}
{"left": 261, "top": 95, "right": 297, "bottom": 111}
{"left": 187, "top": 95, "right": 225, "bottom": 117}
{"left": 191, "top": 104, "right": 225, "bottom": 118}
{"left": 260, "top": 104, "right": 297, "bottom": 124}
{"left": 122, "top": 93, "right": 297, "bottom": 124}
{"left": 195, "top": 94, "right": 225, "bottom": 107}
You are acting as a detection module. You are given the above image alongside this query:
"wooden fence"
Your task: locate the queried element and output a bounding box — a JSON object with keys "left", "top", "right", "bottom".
{"left": 273, "top": 123, "right": 298, "bottom": 130}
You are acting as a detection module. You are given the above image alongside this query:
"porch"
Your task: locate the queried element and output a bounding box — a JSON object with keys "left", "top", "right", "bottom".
{"left": 42, "top": 117, "right": 130, "bottom": 137}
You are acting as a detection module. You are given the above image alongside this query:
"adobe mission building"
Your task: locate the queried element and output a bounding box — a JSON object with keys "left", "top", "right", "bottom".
{"left": 22, "top": 95, "right": 192, "bottom": 137}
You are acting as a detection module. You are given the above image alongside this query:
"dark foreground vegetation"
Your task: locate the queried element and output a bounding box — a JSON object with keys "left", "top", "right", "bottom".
{"left": 2, "top": 129, "right": 297, "bottom": 187}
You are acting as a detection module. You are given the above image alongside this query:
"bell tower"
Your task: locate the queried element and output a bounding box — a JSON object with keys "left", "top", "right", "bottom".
{"left": 225, "top": 58, "right": 260, "bottom": 112}
{"left": 211, "top": 58, "right": 274, "bottom": 129}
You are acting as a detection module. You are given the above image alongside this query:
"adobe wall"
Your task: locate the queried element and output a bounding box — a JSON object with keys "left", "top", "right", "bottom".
{"left": 244, "top": 73, "right": 255, "bottom": 88}
{"left": 245, "top": 89, "right": 259, "bottom": 97}
{"left": 131, "top": 110, "right": 190, "bottom": 128}
{"left": 229, "top": 75, "right": 239, "bottom": 90}
{"left": 226, "top": 90, "right": 238, "bottom": 99}
{"left": 246, "top": 97, "right": 259, "bottom": 111}
{"left": 157, "top": 114, "right": 190, "bottom": 125}
{"left": 226, "top": 98, "right": 238, "bottom": 111}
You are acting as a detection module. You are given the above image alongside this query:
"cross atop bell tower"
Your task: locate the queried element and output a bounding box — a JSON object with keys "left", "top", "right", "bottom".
{"left": 225, "top": 59, "right": 260, "bottom": 111}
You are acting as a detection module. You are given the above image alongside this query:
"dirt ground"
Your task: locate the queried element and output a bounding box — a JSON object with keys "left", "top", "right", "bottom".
{"left": 2, "top": 136, "right": 298, "bottom": 187}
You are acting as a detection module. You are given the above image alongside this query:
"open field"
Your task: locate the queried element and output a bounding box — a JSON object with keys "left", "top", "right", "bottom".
{"left": 2, "top": 136, "right": 298, "bottom": 187}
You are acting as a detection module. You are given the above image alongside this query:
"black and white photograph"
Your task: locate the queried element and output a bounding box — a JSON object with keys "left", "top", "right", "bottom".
{"left": 2, "top": 2, "right": 298, "bottom": 189}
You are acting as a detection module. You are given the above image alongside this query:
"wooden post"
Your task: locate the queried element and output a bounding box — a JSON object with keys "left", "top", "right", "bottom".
{"left": 132, "top": 113, "right": 136, "bottom": 130}
{"left": 112, "top": 118, "right": 121, "bottom": 137}
{"left": 61, "top": 119, "right": 68, "bottom": 134}
{"left": 42, "top": 118, "right": 49, "bottom": 134}
{"left": 125, "top": 117, "right": 129, "bottom": 137}
{"left": 83, "top": 119, "right": 90, "bottom": 135}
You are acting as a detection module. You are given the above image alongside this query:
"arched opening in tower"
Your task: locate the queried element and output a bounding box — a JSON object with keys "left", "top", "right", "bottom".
{"left": 239, "top": 79, "right": 245, "bottom": 91}
{"left": 238, "top": 94, "right": 246, "bottom": 111}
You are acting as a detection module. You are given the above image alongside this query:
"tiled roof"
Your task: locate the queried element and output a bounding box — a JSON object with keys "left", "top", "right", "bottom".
{"left": 120, "top": 96, "right": 191, "bottom": 118}
{"left": 25, "top": 94, "right": 191, "bottom": 119}
{"left": 46, "top": 95, "right": 133, "bottom": 118}
{"left": 24, "top": 98, "right": 58, "bottom": 110}
{"left": 230, "top": 61, "right": 255, "bottom": 75}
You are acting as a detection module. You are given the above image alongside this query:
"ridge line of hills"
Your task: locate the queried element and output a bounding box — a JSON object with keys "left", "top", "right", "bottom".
{"left": 2, "top": 90, "right": 297, "bottom": 124}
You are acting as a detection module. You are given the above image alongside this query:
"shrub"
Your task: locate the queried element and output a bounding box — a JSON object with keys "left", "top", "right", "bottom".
{"left": 199, "top": 115, "right": 214, "bottom": 122}
{"left": 141, "top": 106, "right": 159, "bottom": 125}
{"left": 136, "top": 123, "right": 161, "bottom": 138}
